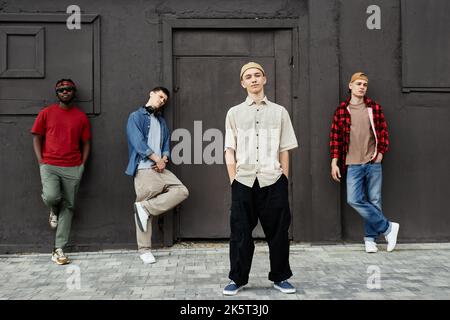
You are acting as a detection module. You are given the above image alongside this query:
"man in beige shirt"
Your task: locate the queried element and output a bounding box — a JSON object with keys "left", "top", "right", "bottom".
{"left": 223, "top": 62, "right": 298, "bottom": 295}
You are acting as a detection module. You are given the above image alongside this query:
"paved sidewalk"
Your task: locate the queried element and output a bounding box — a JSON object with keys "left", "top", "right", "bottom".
{"left": 1, "top": 242, "right": 450, "bottom": 300}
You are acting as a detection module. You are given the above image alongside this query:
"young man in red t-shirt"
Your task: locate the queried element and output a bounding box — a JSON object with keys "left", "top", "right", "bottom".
{"left": 31, "top": 79, "right": 91, "bottom": 265}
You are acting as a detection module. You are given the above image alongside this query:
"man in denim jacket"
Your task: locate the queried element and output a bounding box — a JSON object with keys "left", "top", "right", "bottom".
{"left": 126, "top": 87, "right": 189, "bottom": 264}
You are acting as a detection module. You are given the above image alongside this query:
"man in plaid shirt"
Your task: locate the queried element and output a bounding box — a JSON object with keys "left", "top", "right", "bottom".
{"left": 329, "top": 72, "right": 399, "bottom": 253}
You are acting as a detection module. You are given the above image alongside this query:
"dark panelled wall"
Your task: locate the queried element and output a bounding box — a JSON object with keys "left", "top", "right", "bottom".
{"left": 0, "top": 0, "right": 448, "bottom": 252}
{"left": 339, "top": 0, "right": 450, "bottom": 241}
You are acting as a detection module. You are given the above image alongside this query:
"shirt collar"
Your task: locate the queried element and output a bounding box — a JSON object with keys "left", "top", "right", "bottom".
{"left": 245, "top": 96, "right": 269, "bottom": 106}
{"left": 139, "top": 106, "right": 148, "bottom": 114}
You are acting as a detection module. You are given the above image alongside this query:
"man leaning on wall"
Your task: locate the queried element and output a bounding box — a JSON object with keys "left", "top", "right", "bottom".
{"left": 125, "top": 86, "right": 189, "bottom": 264}
{"left": 31, "top": 79, "right": 91, "bottom": 265}
{"left": 329, "top": 72, "right": 399, "bottom": 253}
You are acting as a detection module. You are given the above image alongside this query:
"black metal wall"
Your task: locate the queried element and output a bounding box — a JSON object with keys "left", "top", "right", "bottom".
{"left": 0, "top": 0, "right": 449, "bottom": 253}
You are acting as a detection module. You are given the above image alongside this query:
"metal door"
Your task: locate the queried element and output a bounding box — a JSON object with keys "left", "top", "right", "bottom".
{"left": 172, "top": 29, "right": 293, "bottom": 238}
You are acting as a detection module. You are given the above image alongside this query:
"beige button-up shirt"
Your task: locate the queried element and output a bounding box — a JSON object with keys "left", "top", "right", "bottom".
{"left": 224, "top": 96, "right": 298, "bottom": 188}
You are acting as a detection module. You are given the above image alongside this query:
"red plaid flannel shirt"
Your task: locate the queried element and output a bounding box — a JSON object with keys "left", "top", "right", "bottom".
{"left": 329, "top": 96, "right": 389, "bottom": 171}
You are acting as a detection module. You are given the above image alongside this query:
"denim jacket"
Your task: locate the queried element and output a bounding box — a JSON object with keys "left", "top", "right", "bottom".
{"left": 125, "top": 106, "right": 170, "bottom": 176}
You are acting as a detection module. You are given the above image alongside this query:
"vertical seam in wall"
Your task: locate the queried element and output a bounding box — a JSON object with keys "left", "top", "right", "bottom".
{"left": 336, "top": 0, "right": 344, "bottom": 241}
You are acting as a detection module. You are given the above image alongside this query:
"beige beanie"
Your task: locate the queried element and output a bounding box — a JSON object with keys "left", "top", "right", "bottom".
{"left": 240, "top": 62, "right": 265, "bottom": 79}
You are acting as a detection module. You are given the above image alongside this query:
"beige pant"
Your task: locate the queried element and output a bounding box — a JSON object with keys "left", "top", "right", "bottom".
{"left": 134, "top": 168, "right": 189, "bottom": 251}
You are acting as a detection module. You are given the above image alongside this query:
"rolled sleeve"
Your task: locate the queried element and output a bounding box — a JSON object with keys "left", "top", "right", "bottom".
{"left": 144, "top": 148, "right": 153, "bottom": 157}
{"left": 224, "top": 110, "right": 237, "bottom": 151}
{"left": 279, "top": 108, "right": 298, "bottom": 152}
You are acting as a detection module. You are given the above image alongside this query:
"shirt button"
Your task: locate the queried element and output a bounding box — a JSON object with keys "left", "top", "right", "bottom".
{"left": 256, "top": 121, "right": 259, "bottom": 124}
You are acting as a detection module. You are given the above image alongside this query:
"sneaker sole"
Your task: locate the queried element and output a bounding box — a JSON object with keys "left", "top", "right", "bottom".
{"left": 273, "top": 284, "right": 296, "bottom": 294}
{"left": 134, "top": 203, "right": 146, "bottom": 233}
{"left": 51, "top": 257, "right": 70, "bottom": 265}
{"left": 223, "top": 286, "right": 244, "bottom": 296}
{"left": 140, "top": 255, "right": 156, "bottom": 264}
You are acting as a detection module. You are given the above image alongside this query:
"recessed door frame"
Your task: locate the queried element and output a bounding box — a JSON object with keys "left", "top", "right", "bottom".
{"left": 161, "top": 18, "right": 300, "bottom": 246}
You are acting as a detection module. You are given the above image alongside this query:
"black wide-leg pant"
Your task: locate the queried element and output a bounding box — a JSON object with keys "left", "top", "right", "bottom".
{"left": 228, "top": 175, "right": 293, "bottom": 286}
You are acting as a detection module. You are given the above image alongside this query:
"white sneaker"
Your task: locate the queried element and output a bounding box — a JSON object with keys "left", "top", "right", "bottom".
{"left": 134, "top": 202, "right": 148, "bottom": 232}
{"left": 51, "top": 248, "right": 70, "bottom": 265}
{"left": 140, "top": 252, "right": 156, "bottom": 264}
{"left": 49, "top": 209, "right": 58, "bottom": 229}
{"left": 385, "top": 222, "right": 400, "bottom": 252}
{"left": 365, "top": 241, "right": 378, "bottom": 253}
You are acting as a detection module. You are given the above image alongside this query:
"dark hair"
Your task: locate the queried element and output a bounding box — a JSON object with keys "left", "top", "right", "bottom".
{"left": 55, "top": 78, "right": 77, "bottom": 91}
{"left": 151, "top": 86, "right": 170, "bottom": 100}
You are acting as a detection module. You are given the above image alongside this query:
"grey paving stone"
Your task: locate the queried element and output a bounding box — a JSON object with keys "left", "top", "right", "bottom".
{"left": 1, "top": 243, "right": 450, "bottom": 300}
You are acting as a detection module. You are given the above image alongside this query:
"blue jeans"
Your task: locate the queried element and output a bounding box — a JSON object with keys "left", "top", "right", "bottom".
{"left": 346, "top": 163, "right": 391, "bottom": 242}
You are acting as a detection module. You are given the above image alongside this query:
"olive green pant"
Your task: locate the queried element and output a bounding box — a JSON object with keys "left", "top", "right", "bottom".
{"left": 39, "top": 164, "right": 84, "bottom": 249}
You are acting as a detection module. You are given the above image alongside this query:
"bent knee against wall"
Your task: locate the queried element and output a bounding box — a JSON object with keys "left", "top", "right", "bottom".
{"left": 42, "top": 192, "right": 61, "bottom": 206}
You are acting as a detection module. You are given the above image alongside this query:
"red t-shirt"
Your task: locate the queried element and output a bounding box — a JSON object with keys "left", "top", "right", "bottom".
{"left": 31, "top": 104, "right": 91, "bottom": 167}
